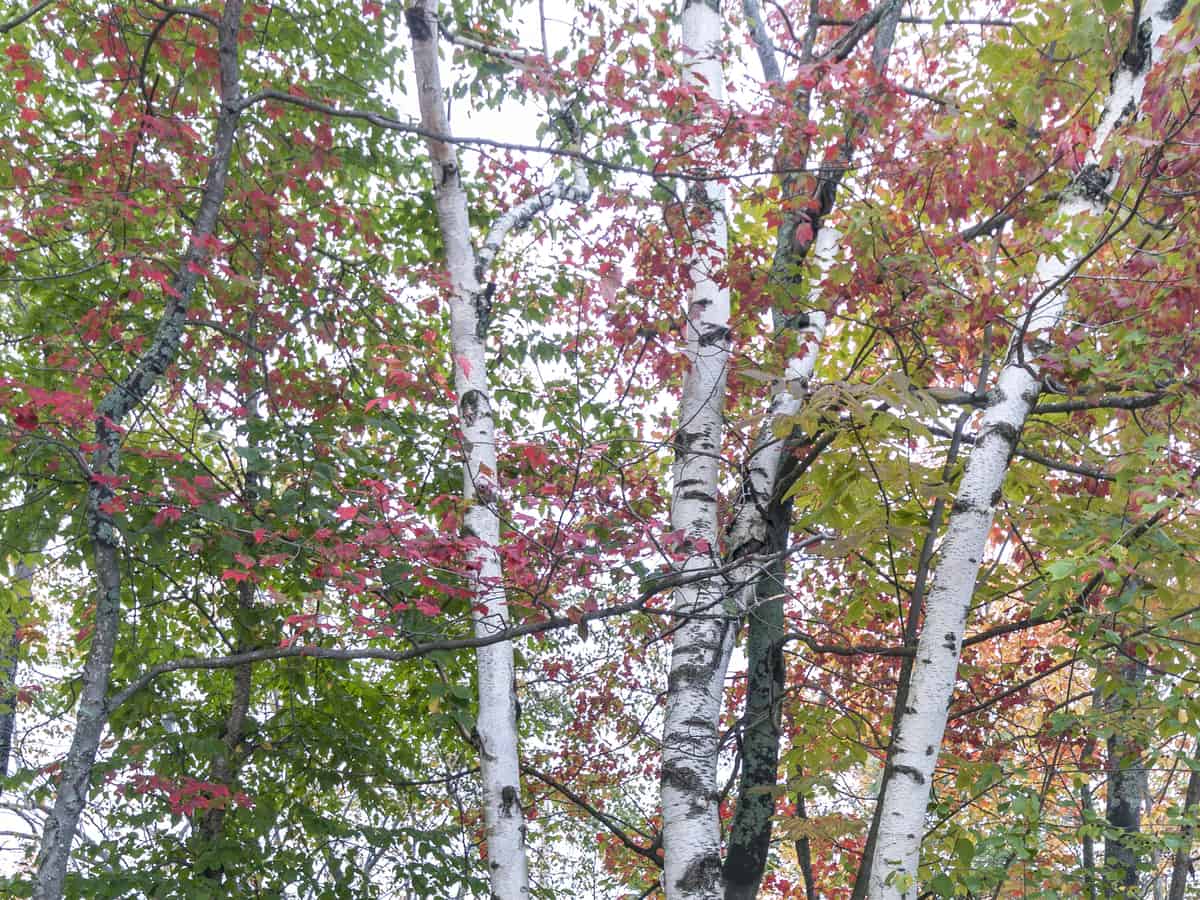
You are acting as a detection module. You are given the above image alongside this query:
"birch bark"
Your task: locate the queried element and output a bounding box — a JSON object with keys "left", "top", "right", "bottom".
{"left": 867, "top": 4, "right": 1184, "bottom": 896}
{"left": 31, "top": 4, "right": 245, "bottom": 896}
{"left": 407, "top": 4, "right": 530, "bottom": 894}
{"left": 660, "top": 2, "right": 731, "bottom": 896}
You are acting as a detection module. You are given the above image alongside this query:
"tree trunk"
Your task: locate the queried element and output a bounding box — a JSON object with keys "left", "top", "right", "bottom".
{"left": 865, "top": 4, "right": 1183, "bottom": 896}
{"left": 1081, "top": 735, "right": 1099, "bottom": 900}
{"left": 30, "top": 4, "right": 245, "bottom": 897}
{"left": 196, "top": 358, "right": 262, "bottom": 879}
{"left": 660, "top": 2, "right": 731, "bottom": 897}
{"left": 852, "top": 412, "right": 969, "bottom": 900}
{"left": 723, "top": 3, "right": 900, "bottom": 892}
{"left": 1167, "top": 742, "right": 1200, "bottom": 900}
{"left": 723, "top": 502, "right": 789, "bottom": 900}
{"left": 407, "top": 3, "right": 529, "bottom": 895}
{"left": 0, "top": 560, "right": 31, "bottom": 776}
{"left": 1104, "top": 655, "right": 1148, "bottom": 893}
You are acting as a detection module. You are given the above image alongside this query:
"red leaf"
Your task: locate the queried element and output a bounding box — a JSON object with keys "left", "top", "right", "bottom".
{"left": 12, "top": 403, "right": 37, "bottom": 430}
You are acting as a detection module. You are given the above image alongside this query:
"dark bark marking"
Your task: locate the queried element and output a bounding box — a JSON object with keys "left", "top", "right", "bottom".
{"left": 474, "top": 283, "right": 494, "bottom": 341}
{"left": 987, "top": 420, "right": 1021, "bottom": 447}
{"left": 669, "top": 662, "right": 717, "bottom": 692}
{"left": 698, "top": 323, "right": 731, "bottom": 347}
{"left": 890, "top": 764, "right": 926, "bottom": 785}
{"left": 404, "top": 6, "right": 433, "bottom": 41}
{"left": 460, "top": 389, "right": 489, "bottom": 427}
{"left": 1121, "top": 19, "right": 1153, "bottom": 75}
{"left": 1068, "top": 163, "right": 1115, "bottom": 206}
{"left": 677, "top": 852, "right": 723, "bottom": 894}
{"left": 674, "top": 428, "right": 700, "bottom": 459}
{"left": 1160, "top": 0, "right": 1185, "bottom": 20}
{"left": 501, "top": 784, "right": 520, "bottom": 817}
{"left": 680, "top": 490, "right": 717, "bottom": 504}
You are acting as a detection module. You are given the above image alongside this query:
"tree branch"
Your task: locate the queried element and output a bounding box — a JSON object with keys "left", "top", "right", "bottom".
{"left": 523, "top": 764, "right": 662, "bottom": 866}
{"left": 0, "top": 0, "right": 53, "bottom": 34}
{"left": 1032, "top": 391, "right": 1168, "bottom": 414}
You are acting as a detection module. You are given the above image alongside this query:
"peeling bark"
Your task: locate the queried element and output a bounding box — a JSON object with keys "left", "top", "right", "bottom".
{"left": 31, "top": 5, "right": 245, "bottom": 897}
{"left": 866, "top": 4, "right": 1184, "bottom": 896}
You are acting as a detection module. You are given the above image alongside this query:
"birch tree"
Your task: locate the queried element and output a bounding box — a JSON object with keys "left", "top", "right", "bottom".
{"left": 659, "top": 2, "right": 733, "bottom": 896}
{"left": 2, "top": 0, "right": 1200, "bottom": 896}
{"left": 408, "top": 2, "right": 589, "bottom": 892}
{"left": 867, "top": 2, "right": 1187, "bottom": 894}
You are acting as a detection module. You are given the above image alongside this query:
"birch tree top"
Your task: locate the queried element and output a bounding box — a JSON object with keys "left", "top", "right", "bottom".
{"left": 0, "top": 0, "right": 1198, "bottom": 896}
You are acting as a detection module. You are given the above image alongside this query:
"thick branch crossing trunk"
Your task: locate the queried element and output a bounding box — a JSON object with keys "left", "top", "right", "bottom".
{"left": 866, "top": 5, "right": 1183, "bottom": 896}
{"left": 660, "top": 2, "right": 732, "bottom": 896}
{"left": 31, "top": 5, "right": 245, "bottom": 897}
{"left": 408, "top": 4, "right": 530, "bottom": 894}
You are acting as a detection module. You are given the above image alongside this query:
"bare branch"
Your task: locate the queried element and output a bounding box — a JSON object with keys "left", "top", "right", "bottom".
{"left": 0, "top": 0, "right": 54, "bottom": 34}
{"left": 437, "top": 18, "right": 535, "bottom": 66}
{"left": 1032, "top": 391, "right": 1169, "bottom": 414}
{"left": 822, "top": 0, "right": 900, "bottom": 63}
{"left": 523, "top": 764, "right": 662, "bottom": 865}
{"left": 476, "top": 166, "right": 592, "bottom": 279}
{"left": 742, "top": 0, "right": 782, "bottom": 84}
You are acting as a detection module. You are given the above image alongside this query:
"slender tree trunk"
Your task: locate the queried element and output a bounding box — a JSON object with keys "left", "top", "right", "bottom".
{"left": 1104, "top": 655, "right": 1148, "bottom": 893}
{"left": 723, "top": 503, "right": 789, "bottom": 900}
{"left": 660, "top": 3, "right": 731, "bottom": 897}
{"left": 722, "top": 3, "right": 901, "bottom": 893}
{"left": 31, "top": 5, "right": 245, "bottom": 897}
{"left": 0, "top": 560, "right": 31, "bottom": 776}
{"left": 866, "top": 4, "right": 1183, "bottom": 896}
{"left": 1081, "top": 735, "right": 1099, "bottom": 900}
{"left": 1168, "top": 742, "right": 1200, "bottom": 900}
{"left": 852, "top": 412, "right": 969, "bottom": 900}
{"left": 197, "top": 356, "right": 262, "bottom": 878}
{"left": 195, "top": 581, "right": 253, "bottom": 878}
{"left": 407, "top": 4, "right": 529, "bottom": 895}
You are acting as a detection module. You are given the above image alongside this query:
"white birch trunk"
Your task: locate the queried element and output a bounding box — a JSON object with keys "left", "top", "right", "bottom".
{"left": 407, "top": 5, "right": 529, "bottom": 896}
{"left": 868, "top": 4, "right": 1183, "bottom": 896}
{"left": 660, "top": 3, "right": 731, "bottom": 897}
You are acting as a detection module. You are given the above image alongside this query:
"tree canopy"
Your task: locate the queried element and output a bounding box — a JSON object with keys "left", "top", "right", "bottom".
{"left": 1, "top": 0, "right": 1199, "bottom": 897}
